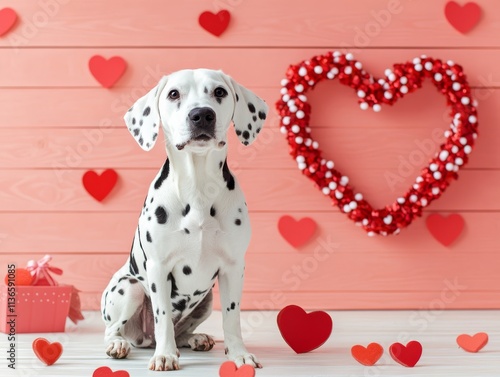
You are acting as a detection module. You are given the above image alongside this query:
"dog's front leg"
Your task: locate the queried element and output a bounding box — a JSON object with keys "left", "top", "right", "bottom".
{"left": 146, "top": 260, "right": 179, "bottom": 371}
{"left": 219, "top": 263, "right": 262, "bottom": 368}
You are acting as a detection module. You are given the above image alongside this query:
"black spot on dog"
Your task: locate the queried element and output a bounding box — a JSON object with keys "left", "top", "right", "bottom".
{"left": 258, "top": 111, "right": 266, "bottom": 120}
{"left": 243, "top": 141, "right": 249, "bottom": 146}
{"left": 106, "top": 314, "right": 111, "bottom": 321}
{"left": 155, "top": 206, "right": 168, "bottom": 224}
{"left": 133, "top": 128, "right": 140, "bottom": 136}
{"left": 148, "top": 217, "right": 151, "bottom": 221}
{"left": 150, "top": 197, "right": 154, "bottom": 203}
{"left": 231, "top": 302, "right": 236, "bottom": 309}
{"left": 248, "top": 124, "right": 252, "bottom": 131}
{"left": 132, "top": 118, "right": 136, "bottom": 125}
{"left": 238, "top": 208, "right": 242, "bottom": 213}
{"left": 242, "top": 131, "right": 250, "bottom": 140}
{"left": 184, "top": 228, "right": 190, "bottom": 234}
{"left": 118, "top": 289, "right": 124, "bottom": 295}
{"left": 143, "top": 107, "right": 151, "bottom": 116}
{"left": 168, "top": 273, "right": 179, "bottom": 298}
{"left": 183, "top": 266, "right": 192, "bottom": 275}
{"left": 136, "top": 338, "right": 143, "bottom": 346}
{"left": 253, "top": 115, "right": 257, "bottom": 122}
{"left": 173, "top": 299, "right": 186, "bottom": 312}
{"left": 155, "top": 317, "right": 158, "bottom": 324}
{"left": 111, "top": 286, "right": 117, "bottom": 292}
{"left": 222, "top": 160, "right": 235, "bottom": 190}
{"left": 189, "top": 302, "right": 198, "bottom": 309}
{"left": 235, "top": 130, "right": 242, "bottom": 136}
{"left": 137, "top": 276, "right": 144, "bottom": 281}
{"left": 212, "top": 270, "right": 219, "bottom": 280}
{"left": 216, "top": 97, "right": 222, "bottom": 104}
{"left": 138, "top": 137, "right": 144, "bottom": 146}
{"left": 151, "top": 283, "right": 156, "bottom": 293}
{"left": 177, "top": 102, "right": 181, "bottom": 110}
{"left": 256, "top": 127, "right": 261, "bottom": 133}
{"left": 129, "top": 278, "right": 138, "bottom": 284}
{"left": 182, "top": 204, "right": 190, "bottom": 217}
{"left": 235, "top": 219, "right": 242, "bottom": 226}
{"left": 163, "top": 311, "right": 165, "bottom": 315}
{"left": 152, "top": 133, "right": 158, "bottom": 141}
{"left": 128, "top": 107, "right": 133, "bottom": 112}
{"left": 210, "top": 206, "right": 216, "bottom": 217}
{"left": 248, "top": 103, "right": 256, "bottom": 113}
{"left": 118, "top": 276, "right": 128, "bottom": 283}
{"left": 204, "top": 87, "right": 208, "bottom": 94}
{"left": 156, "top": 308, "right": 159, "bottom": 315}
{"left": 146, "top": 231, "right": 152, "bottom": 243}
{"left": 236, "top": 93, "right": 239, "bottom": 102}
{"left": 122, "top": 320, "right": 127, "bottom": 324}
{"left": 194, "top": 289, "right": 208, "bottom": 296}
{"left": 129, "top": 249, "right": 139, "bottom": 275}
{"left": 219, "top": 161, "right": 223, "bottom": 169}
{"left": 154, "top": 159, "right": 170, "bottom": 189}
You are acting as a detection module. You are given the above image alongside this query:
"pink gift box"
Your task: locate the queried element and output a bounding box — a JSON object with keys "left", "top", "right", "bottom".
{"left": 0, "top": 285, "right": 72, "bottom": 333}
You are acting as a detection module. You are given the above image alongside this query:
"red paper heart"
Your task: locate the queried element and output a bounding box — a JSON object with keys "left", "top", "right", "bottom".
{"left": 457, "top": 332, "right": 488, "bottom": 353}
{"left": 389, "top": 341, "right": 422, "bottom": 367}
{"left": 426, "top": 213, "right": 464, "bottom": 246}
{"left": 0, "top": 8, "right": 18, "bottom": 37}
{"left": 92, "top": 366, "right": 130, "bottom": 377}
{"left": 219, "top": 361, "right": 255, "bottom": 377}
{"left": 445, "top": 2, "right": 481, "bottom": 34}
{"left": 277, "top": 305, "right": 332, "bottom": 354}
{"left": 32, "top": 338, "right": 63, "bottom": 366}
{"left": 82, "top": 169, "right": 118, "bottom": 202}
{"left": 199, "top": 10, "right": 231, "bottom": 37}
{"left": 278, "top": 215, "right": 317, "bottom": 248}
{"left": 276, "top": 52, "right": 478, "bottom": 236}
{"left": 351, "top": 343, "right": 384, "bottom": 366}
{"left": 89, "top": 56, "right": 127, "bottom": 88}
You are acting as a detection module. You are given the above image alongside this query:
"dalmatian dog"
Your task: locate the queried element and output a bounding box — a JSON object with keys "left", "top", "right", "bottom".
{"left": 100, "top": 69, "right": 268, "bottom": 371}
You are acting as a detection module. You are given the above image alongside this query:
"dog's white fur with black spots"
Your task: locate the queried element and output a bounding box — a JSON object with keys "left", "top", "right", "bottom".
{"left": 101, "top": 69, "right": 268, "bottom": 371}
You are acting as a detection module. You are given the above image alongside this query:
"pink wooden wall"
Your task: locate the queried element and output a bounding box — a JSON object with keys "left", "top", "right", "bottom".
{"left": 1, "top": 0, "right": 499, "bottom": 311}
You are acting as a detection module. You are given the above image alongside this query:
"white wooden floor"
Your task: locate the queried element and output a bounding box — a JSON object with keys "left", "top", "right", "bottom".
{"left": 2, "top": 310, "right": 499, "bottom": 376}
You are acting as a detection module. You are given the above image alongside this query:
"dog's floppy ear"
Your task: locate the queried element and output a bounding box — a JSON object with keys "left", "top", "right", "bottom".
{"left": 225, "top": 75, "right": 268, "bottom": 146}
{"left": 124, "top": 76, "right": 168, "bottom": 151}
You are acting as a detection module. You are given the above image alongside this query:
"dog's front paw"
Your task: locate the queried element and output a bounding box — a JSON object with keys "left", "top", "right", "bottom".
{"left": 187, "top": 333, "right": 215, "bottom": 351}
{"left": 106, "top": 339, "right": 130, "bottom": 359}
{"left": 228, "top": 351, "right": 262, "bottom": 369}
{"left": 148, "top": 352, "right": 180, "bottom": 371}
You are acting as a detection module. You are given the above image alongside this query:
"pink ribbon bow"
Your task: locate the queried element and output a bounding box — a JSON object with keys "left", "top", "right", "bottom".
{"left": 26, "top": 255, "right": 63, "bottom": 286}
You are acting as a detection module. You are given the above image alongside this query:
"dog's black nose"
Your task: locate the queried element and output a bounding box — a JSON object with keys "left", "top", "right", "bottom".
{"left": 188, "top": 107, "right": 216, "bottom": 130}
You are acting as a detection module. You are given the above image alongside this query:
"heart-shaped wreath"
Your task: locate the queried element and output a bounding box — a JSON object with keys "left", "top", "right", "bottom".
{"left": 276, "top": 52, "right": 478, "bottom": 236}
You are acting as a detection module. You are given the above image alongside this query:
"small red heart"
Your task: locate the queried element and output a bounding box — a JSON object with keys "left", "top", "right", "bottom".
{"left": 89, "top": 55, "right": 127, "bottom": 88}
{"left": 445, "top": 1, "right": 481, "bottom": 34}
{"left": 278, "top": 215, "right": 317, "bottom": 248}
{"left": 82, "top": 169, "right": 118, "bottom": 202}
{"left": 389, "top": 341, "right": 422, "bottom": 367}
{"left": 92, "top": 366, "right": 130, "bottom": 377}
{"left": 351, "top": 343, "right": 384, "bottom": 366}
{"left": 457, "top": 332, "right": 488, "bottom": 353}
{"left": 219, "top": 361, "right": 255, "bottom": 377}
{"left": 0, "top": 8, "right": 18, "bottom": 37}
{"left": 426, "top": 213, "right": 464, "bottom": 246}
{"left": 277, "top": 305, "right": 332, "bottom": 354}
{"left": 199, "top": 10, "right": 231, "bottom": 37}
{"left": 32, "top": 338, "right": 63, "bottom": 366}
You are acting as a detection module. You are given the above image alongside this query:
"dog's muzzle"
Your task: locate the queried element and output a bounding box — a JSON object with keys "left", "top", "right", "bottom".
{"left": 188, "top": 107, "right": 216, "bottom": 141}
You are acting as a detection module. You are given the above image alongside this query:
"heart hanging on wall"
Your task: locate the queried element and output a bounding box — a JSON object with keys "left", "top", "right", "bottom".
{"left": 82, "top": 169, "right": 118, "bottom": 202}
{"left": 444, "top": 1, "right": 482, "bottom": 34}
{"left": 276, "top": 51, "right": 478, "bottom": 236}
{"left": 199, "top": 10, "right": 231, "bottom": 37}
{"left": 0, "top": 8, "right": 18, "bottom": 37}
{"left": 426, "top": 213, "right": 465, "bottom": 246}
{"left": 278, "top": 215, "right": 317, "bottom": 248}
{"left": 89, "top": 55, "right": 127, "bottom": 88}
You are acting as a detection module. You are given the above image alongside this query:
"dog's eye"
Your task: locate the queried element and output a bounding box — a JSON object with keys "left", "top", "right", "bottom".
{"left": 168, "top": 90, "right": 180, "bottom": 100}
{"left": 214, "top": 87, "right": 228, "bottom": 98}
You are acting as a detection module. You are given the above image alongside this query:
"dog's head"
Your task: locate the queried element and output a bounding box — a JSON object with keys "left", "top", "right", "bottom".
{"left": 124, "top": 69, "right": 268, "bottom": 152}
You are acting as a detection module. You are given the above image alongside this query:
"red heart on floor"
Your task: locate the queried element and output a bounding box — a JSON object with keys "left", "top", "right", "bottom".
{"left": 219, "top": 361, "right": 255, "bottom": 377}
{"left": 276, "top": 52, "right": 478, "bottom": 236}
{"left": 278, "top": 215, "right": 317, "bottom": 248}
{"left": 32, "top": 338, "right": 63, "bottom": 366}
{"left": 89, "top": 55, "right": 127, "bottom": 88}
{"left": 351, "top": 342, "right": 384, "bottom": 366}
{"left": 82, "top": 169, "right": 118, "bottom": 202}
{"left": 92, "top": 366, "right": 130, "bottom": 377}
{"left": 426, "top": 213, "right": 464, "bottom": 246}
{"left": 277, "top": 305, "right": 333, "bottom": 354}
{"left": 0, "top": 8, "right": 18, "bottom": 36}
{"left": 389, "top": 341, "right": 422, "bottom": 367}
{"left": 457, "top": 332, "right": 488, "bottom": 353}
{"left": 445, "top": 2, "right": 481, "bottom": 34}
{"left": 199, "top": 10, "right": 231, "bottom": 37}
